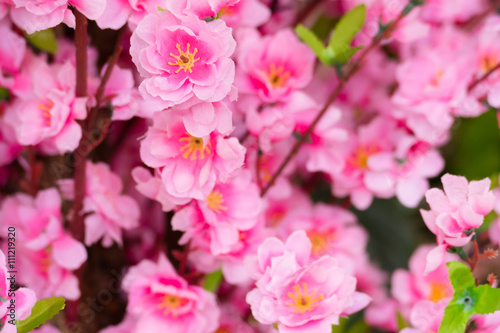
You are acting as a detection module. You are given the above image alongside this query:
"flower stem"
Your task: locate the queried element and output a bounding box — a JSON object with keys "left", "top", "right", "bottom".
{"left": 260, "top": 9, "right": 407, "bottom": 197}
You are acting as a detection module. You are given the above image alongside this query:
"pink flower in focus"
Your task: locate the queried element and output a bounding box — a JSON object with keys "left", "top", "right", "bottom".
{"left": 177, "top": 101, "right": 233, "bottom": 138}
{"left": 58, "top": 161, "right": 140, "bottom": 247}
{"left": 236, "top": 29, "right": 315, "bottom": 103}
{"left": 421, "top": 174, "right": 496, "bottom": 274}
{"left": 96, "top": 0, "right": 164, "bottom": 30}
{"left": 0, "top": 189, "right": 87, "bottom": 300}
{"left": 140, "top": 110, "right": 245, "bottom": 200}
{"left": 122, "top": 254, "right": 220, "bottom": 333}
{"left": 3, "top": 60, "right": 87, "bottom": 155}
{"left": 130, "top": 10, "right": 236, "bottom": 110}
{"left": 0, "top": 250, "right": 36, "bottom": 333}
{"left": 10, "top": 0, "right": 106, "bottom": 34}
{"left": 246, "top": 231, "right": 371, "bottom": 333}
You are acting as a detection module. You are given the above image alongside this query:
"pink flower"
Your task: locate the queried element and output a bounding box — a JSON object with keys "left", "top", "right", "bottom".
{"left": 122, "top": 254, "right": 220, "bottom": 333}
{"left": 140, "top": 110, "right": 245, "bottom": 200}
{"left": 0, "top": 17, "right": 26, "bottom": 89}
{"left": 3, "top": 60, "right": 87, "bottom": 155}
{"left": 10, "top": 0, "right": 106, "bottom": 34}
{"left": 100, "top": 64, "right": 144, "bottom": 121}
{"left": 58, "top": 161, "right": 140, "bottom": 247}
{"left": 399, "top": 299, "right": 448, "bottom": 333}
{"left": 246, "top": 231, "right": 371, "bottom": 332}
{"left": 177, "top": 101, "right": 233, "bottom": 138}
{"left": 235, "top": 29, "right": 315, "bottom": 103}
{"left": 344, "top": 0, "right": 430, "bottom": 44}
{"left": 391, "top": 245, "right": 456, "bottom": 320}
{"left": 294, "top": 105, "right": 348, "bottom": 176}
{"left": 471, "top": 311, "right": 500, "bottom": 333}
{"left": 96, "top": 0, "right": 164, "bottom": 30}
{"left": 275, "top": 203, "right": 368, "bottom": 269}
{"left": 0, "top": 250, "right": 36, "bottom": 333}
{"left": 420, "top": 0, "right": 488, "bottom": 23}
{"left": 130, "top": 10, "right": 236, "bottom": 110}
{"left": 0, "top": 189, "right": 87, "bottom": 300}
{"left": 173, "top": 170, "right": 262, "bottom": 255}
{"left": 165, "top": 0, "right": 239, "bottom": 19}
{"left": 236, "top": 92, "right": 317, "bottom": 150}
{"left": 421, "top": 174, "right": 496, "bottom": 273}
{"left": 217, "top": 0, "right": 271, "bottom": 29}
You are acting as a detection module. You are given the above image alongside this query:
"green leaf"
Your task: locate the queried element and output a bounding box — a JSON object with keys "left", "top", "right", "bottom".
{"left": 16, "top": 297, "right": 65, "bottom": 333}
{"left": 397, "top": 312, "right": 408, "bottom": 330}
{"left": 439, "top": 261, "right": 500, "bottom": 332}
{"left": 25, "top": 29, "right": 58, "bottom": 54}
{"left": 203, "top": 269, "right": 223, "bottom": 292}
{"left": 474, "top": 285, "right": 500, "bottom": 314}
{"left": 439, "top": 300, "right": 474, "bottom": 333}
{"left": 334, "top": 45, "right": 364, "bottom": 64}
{"left": 328, "top": 5, "right": 366, "bottom": 58}
{"left": 0, "top": 87, "right": 10, "bottom": 102}
{"left": 447, "top": 261, "right": 475, "bottom": 292}
{"left": 295, "top": 25, "right": 326, "bottom": 60}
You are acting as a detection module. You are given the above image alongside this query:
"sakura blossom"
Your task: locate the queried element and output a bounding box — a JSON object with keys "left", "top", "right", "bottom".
{"left": 130, "top": 8, "right": 236, "bottom": 110}
{"left": 247, "top": 231, "right": 371, "bottom": 333}
{"left": 122, "top": 254, "right": 220, "bottom": 333}
{"left": 1, "top": 0, "right": 500, "bottom": 332}
{"left": 421, "top": 174, "right": 496, "bottom": 273}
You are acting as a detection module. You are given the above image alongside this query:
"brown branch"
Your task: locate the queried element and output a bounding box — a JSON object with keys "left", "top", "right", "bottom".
{"left": 468, "top": 62, "right": 500, "bottom": 92}
{"left": 71, "top": 9, "right": 88, "bottom": 244}
{"left": 469, "top": 240, "right": 480, "bottom": 272}
{"left": 260, "top": 11, "right": 407, "bottom": 197}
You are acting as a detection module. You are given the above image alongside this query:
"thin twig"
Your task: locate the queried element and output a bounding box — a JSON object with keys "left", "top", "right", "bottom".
{"left": 71, "top": 9, "right": 88, "bottom": 243}
{"left": 260, "top": 11, "right": 407, "bottom": 197}
{"left": 468, "top": 62, "right": 500, "bottom": 92}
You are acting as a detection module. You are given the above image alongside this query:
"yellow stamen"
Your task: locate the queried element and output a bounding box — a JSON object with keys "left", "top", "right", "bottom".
{"left": 264, "top": 64, "right": 291, "bottom": 88}
{"left": 428, "top": 281, "right": 452, "bottom": 303}
{"left": 348, "top": 144, "right": 379, "bottom": 169}
{"left": 429, "top": 69, "right": 444, "bottom": 87}
{"left": 168, "top": 43, "right": 200, "bottom": 74}
{"left": 206, "top": 189, "right": 228, "bottom": 214}
{"left": 38, "top": 100, "right": 54, "bottom": 126}
{"left": 179, "top": 133, "right": 211, "bottom": 160}
{"left": 307, "top": 230, "right": 336, "bottom": 257}
{"left": 480, "top": 54, "right": 499, "bottom": 73}
{"left": 285, "top": 283, "right": 324, "bottom": 313}
{"left": 39, "top": 247, "right": 52, "bottom": 273}
{"left": 157, "top": 294, "right": 186, "bottom": 316}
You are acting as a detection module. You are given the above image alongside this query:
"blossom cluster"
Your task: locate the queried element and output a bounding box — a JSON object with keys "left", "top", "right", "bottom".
{"left": 0, "top": 0, "right": 499, "bottom": 332}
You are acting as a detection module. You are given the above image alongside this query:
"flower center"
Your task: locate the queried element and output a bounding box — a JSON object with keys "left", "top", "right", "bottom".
{"left": 264, "top": 64, "right": 291, "bottom": 88}
{"left": 286, "top": 282, "right": 324, "bottom": 314}
{"left": 179, "top": 134, "right": 211, "bottom": 160}
{"left": 428, "top": 281, "right": 452, "bottom": 303}
{"left": 157, "top": 294, "right": 187, "bottom": 316}
{"left": 206, "top": 189, "right": 228, "bottom": 214}
{"left": 348, "top": 144, "right": 380, "bottom": 169}
{"left": 218, "top": 5, "right": 236, "bottom": 16}
{"left": 307, "top": 230, "right": 336, "bottom": 257}
{"left": 38, "top": 99, "right": 54, "bottom": 126}
{"left": 39, "top": 247, "right": 52, "bottom": 274}
{"left": 168, "top": 43, "right": 200, "bottom": 74}
{"left": 429, "top": 69, "right": 444, "bottom": 87}
{"left": 480, "top": 54, "right": 499, "bottom": 73}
